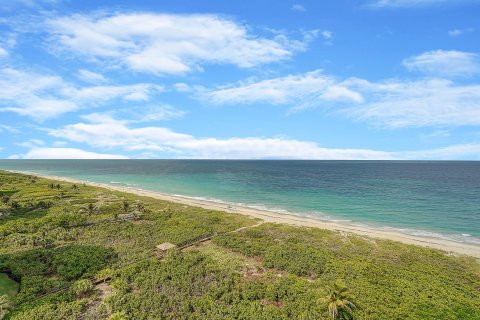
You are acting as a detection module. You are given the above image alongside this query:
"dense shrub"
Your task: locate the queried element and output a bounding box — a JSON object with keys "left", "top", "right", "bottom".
{"left": 53, "top": 245, "right": 117, "bottom": 280}
{"left": 0, "top": 245, "right": 115, "bottom": 304}
{"left": 263, "top": 242, "right": 327, "bottom": 276}
{"left": 71, "top": 279, "right": 94, "bottom": 297}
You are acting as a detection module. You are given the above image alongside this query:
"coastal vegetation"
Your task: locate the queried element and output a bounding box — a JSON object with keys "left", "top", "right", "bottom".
{"left": 0, "top": 170, "right": 479, "bottom": 319}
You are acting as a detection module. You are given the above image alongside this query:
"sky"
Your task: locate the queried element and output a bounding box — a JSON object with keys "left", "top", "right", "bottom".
{"left": 1, "top": 0, "right": 480, "bottom": 160}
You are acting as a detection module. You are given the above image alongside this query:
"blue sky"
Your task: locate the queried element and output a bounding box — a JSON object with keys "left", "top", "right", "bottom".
{"left": 1, "top": 0, "right": 480, "bottom": 159}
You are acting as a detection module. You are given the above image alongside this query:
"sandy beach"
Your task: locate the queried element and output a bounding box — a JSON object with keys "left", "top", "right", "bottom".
{"left": 7, "top": 170, "right": 480, "bottom": 259}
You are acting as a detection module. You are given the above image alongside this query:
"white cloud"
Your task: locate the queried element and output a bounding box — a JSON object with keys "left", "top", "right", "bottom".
{"left": 403, "top": 50, "right": 480, "bottom": 77}
{"left": 0, "top": 31, "right": 17, "bottom": 56}
{"left": 46, "top": 13, "right": 314, "bottom": 75}
{"left": 400, "top": 143, "right": 480, "bottom": 160}
{"left": 48, "top": 117, "right": 394, "bottom": 160}
{"left": 173, "top": 83, "right": 191, "bottom": 92}
{"left": 291, "top": 4, "right": 306, "bottom": 12}
{"left": 0, "top": 67, "right": 163, "bottom": 120}
{"left": 201, "top": 70, "right": 363, "bottom": 109}
{"left": 10, "top": 147, "right": 128, "bottom": 159}
{"left": 82, "top": 104, "right": 185, "bottom": 124}
{"left": 52, "top": 141, "right": 67, "bottom": 147}
{"left": 17, "top": 139, "right": 44, "bottom": 148}
{"left": 426, "top": 130, "right": 450, "bottom": 138}
{"left": 77, "top": 69, "right": 107, "bottom": 83}
{"left": 0, "top": 124, "right": 18, "bottom": 133}
{"left": 0, "top": 68, "right": 76, "bottom": 119}
{"left": 0, "top": 47, "right": 8, "bottom": 58}
{"left": 61, "top": 83, "right": 161, "bottom": 102}
{"left": 345, "top": 78, "right": 480, "bottom": 128}
{"left": 47, "top": 117, "right": 480, "bottom": 159}
{"left": 321, "top": 30, "right": 333, "bottom": 40}
{"left": 5, "top": 0, "right": 61, "bottom": 8}
{"left": 448, "top": 29, "right": 463, "bottom": 37}
{"left": 134, "top": 105, "right": 185, "bottom": 122}
{"left": 448, "top": 28, "right": 474, "bottom": 37}
{"left": 202, "top": 68, "right": 480, "bottom": 128}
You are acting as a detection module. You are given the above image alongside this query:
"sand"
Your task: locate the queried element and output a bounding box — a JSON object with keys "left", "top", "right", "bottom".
{"left": 6, "top": 170, "right": 480, "bottom": 259}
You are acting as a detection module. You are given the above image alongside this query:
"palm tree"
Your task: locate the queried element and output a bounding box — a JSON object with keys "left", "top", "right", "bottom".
{"left": 78, "top": 203, "right": 97, "bottom": 216}
{"left": 86, "top": 203, "right": 96, "bottom": 215}
{"left": 135, "top": 201, "right": 145, "bottom": 212}
{"left": 122, "top": 201, "right": 129, "bottom": 214}
{"left": 10, "top": 200, "right": 20, "bottom": 210}
{"left": 321, "top": 279, "right": 356, "bottom": 320}
{"left": 132, "top": 201, "right": 148, "bottom": 218}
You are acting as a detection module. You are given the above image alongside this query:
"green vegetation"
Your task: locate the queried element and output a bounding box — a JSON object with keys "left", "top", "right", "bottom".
{"left": 0, "top": 274, "right": 18, "bottom": 299}
{"left": 321, "top": 280, "right": 356, "bottom": 320}
{"left": 0, "top": 170, "right": 479, "bottom": 319}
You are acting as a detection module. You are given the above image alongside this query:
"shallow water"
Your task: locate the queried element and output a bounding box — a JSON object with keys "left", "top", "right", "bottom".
{"left": 1, "top": 160, "right": 479, "bottom": 245}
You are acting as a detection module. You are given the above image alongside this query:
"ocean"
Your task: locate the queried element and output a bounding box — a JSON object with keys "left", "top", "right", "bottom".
{"left": 1, "top": 160, "right": 479, "bottom": 245}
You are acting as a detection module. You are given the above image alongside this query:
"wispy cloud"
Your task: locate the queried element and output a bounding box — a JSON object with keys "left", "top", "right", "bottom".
{"left": 16, "top": 139, "right": 44, "bottom": 148}
{"left": 46, "top": 13, "right": 315, "bottom": 75}
{"left": 200, "top": 70, "right": 362, "bottom": 109}
{"left": 402, "top": 50, "right": 480, "bottom": 77}
{"left": 399, "top": 143, "right": 480, "bottom": 160}
{"left": 426, "top": 130, "right": 450, "bottom": 138}
{"left": 448, "top": 28, "right": 474, "bottom": 37}
{"left": 0, "top": 124, "right": 19, "bottom": 133}
{"left": 10, "top": 147, "right": 128, "bottom": 159}
{"left": 3, "top": 0, "right": 62, "bottom": 8}
{"left": 172, "top": 83, "right": 191, "bottom": 92}
{"left": 45, "top": 116, "right": 480, "bottom": 160}
{"left": 321, "top": 30, "right": 333, "bottom": 40}
{"left": 291, "top": 4, "right": 306, "bottom": 12}
{"left": 133, "top": 105, "right": 186, "bottom": 122}
{"left": 48, "top": 117, "right": 394, "bottom": 160}
{"left": 0, "top": 32, "right": 16, "bottom": 58}
{"left": 201, "top": 68, "right": 480, "bottom": 128}
{"left": 83, "top": 104, "right": 185, "bottom": 124}
{"left": 0, "top": 0, "right": 60, "bottom": 16}
{"left": 345, "top": 78, "right": 480, "bottom": 128}
{"left": 77, "top": 69, "right": 108, "bottom": 84}
{"left": 0, "top": 67, "right": 163, "bottom": 120}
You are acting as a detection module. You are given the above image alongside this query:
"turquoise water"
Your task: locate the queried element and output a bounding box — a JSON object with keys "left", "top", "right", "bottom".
{"left": 1, "top": 160, "right": 479, "bottom": 245}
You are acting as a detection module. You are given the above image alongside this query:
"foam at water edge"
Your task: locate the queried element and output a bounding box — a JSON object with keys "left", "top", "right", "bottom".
{"left": 164, "top": 192, "right": 480, "bottom": 245}
{"left": 5, "top": 169, "right": 480, "bottom": 247}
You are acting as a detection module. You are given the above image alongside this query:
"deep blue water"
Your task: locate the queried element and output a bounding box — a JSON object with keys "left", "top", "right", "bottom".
{"left": 1, "top": 160, "right": 479, "bottom": 244}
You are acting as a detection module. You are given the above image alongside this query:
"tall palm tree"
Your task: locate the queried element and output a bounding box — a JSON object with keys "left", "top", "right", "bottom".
{"left": 321, "top": 279, "right": 356, "bottom": 320}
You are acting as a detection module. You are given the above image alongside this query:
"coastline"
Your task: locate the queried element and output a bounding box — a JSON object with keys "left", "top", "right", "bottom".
{"left": 5, "top": 169, "right": 480, "bottom": 259}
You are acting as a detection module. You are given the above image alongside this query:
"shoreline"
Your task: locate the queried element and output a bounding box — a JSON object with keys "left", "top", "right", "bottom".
{"left": 5, "top": 169, "right": 480, "bottom": 258}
